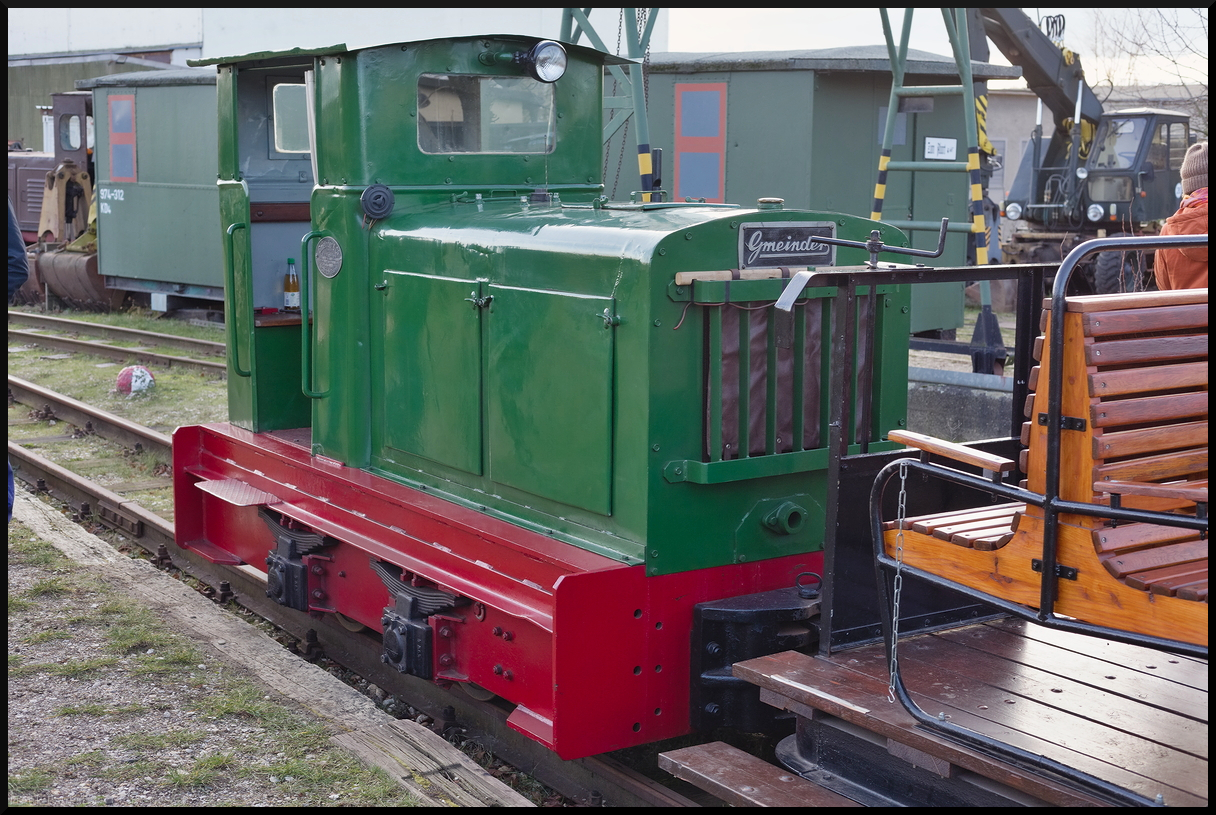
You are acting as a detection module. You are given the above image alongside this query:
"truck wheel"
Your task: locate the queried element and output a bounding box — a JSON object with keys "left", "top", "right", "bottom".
{"left": 1094, "top": 247, "right": 1143, "bottom": 294}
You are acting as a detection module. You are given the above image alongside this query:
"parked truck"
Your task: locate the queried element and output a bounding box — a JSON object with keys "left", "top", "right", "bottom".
{"left": 976, "top": 8, "right": 1194, "bottom": 292}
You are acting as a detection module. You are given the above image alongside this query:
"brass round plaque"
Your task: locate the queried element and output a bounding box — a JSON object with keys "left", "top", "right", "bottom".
{"left": 315, "top": 236, "right": 343, "bottom": 279}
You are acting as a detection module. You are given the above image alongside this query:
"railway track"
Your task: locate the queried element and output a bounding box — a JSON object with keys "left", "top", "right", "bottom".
{"left": 8, "top": 311, "right": 226, "bottom": 376}
{"left": 7, "top": 375, "right": 702, "bottom": 807}
{"left": 8, "top": 311, "right": 227, "bottom": 356}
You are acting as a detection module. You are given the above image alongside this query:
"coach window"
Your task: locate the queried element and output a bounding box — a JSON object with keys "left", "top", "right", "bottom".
{"left": 417, "top": 74, "right": 555, "bottom": 155}
{"left": 271, "top": 82, "right": 310, "bottom": 155}
{"left": 59, "top": 114, "right": 82, "bottom": 151}
{"left": 108, "top": 95, "right": 137, "bottom": 182}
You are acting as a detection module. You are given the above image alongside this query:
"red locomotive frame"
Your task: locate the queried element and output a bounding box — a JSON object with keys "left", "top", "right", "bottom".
{"left": 174, "top": 422, "right": 821, "bottom": 759}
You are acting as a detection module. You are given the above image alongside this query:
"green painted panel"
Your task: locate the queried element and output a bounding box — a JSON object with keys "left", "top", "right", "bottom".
{"left": 382, "top": 271, "right": 483, "bottom": 475}
{"left": 487, "top": 285, "right": 614, "bottom": 515}
{"left": 219, "top": 181, "right": 253, "bottom": 430}
{"left": 252, "top": 320, "right": 310, "bottom": 432}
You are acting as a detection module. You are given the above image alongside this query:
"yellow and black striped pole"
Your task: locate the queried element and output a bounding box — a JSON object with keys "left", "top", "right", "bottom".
{"left": 975, "top": 94, "right": 994, "bottom": 156}
{"left": 967, "top": 145, "right": 988, "bottom": 266}
{"left": 871, "top": 148, "right": 892, "bottom": 221}
{"left": 637, "top": 143, "right": 654, "bottom": 203}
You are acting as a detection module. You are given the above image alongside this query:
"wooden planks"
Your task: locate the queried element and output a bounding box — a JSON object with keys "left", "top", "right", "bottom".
{"left": 658, "top": 741, "right": 861, "bottom": 807}
{"left": 331, "top": 720, "right": 535, "bottom": 807}
{"left": 735, "top": 619, "right": 1208, "bottom": 807}
{"left": 1053, "top": 288, "right": 1208, "bottom": 313}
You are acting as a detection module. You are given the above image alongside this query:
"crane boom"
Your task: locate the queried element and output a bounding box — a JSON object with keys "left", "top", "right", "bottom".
{"left": 978, "top": 8, "right": 1103, "bottom": 128}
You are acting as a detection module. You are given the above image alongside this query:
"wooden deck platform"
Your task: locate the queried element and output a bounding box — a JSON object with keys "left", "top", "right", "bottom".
{"left": 734, "top": 618, "right": 1207, "bottom": 807}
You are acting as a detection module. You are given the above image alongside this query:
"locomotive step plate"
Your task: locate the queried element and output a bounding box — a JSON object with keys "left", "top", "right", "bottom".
{"left": 193, "top": 476, "right": 283, "bottom": 507}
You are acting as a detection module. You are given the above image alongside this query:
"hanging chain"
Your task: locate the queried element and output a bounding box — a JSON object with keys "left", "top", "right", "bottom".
{"left": 637, "top": 8, "right": 650, "bottom": 104}
{"left": 887, "top": 459, "right": 909, "bottom": 703}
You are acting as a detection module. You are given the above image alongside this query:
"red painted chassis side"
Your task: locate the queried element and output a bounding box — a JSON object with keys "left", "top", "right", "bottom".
{"left": 173, "top": 422, "right": 822, "bottom": 759}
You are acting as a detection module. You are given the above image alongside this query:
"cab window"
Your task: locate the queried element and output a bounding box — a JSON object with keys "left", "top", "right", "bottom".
{"left": 1089, "top": 117, "right": 1146, "bottom": 171}
{"left": 271, "top": 83, "right": 310, "bottom": 154}
{"left": 418, "top": 74, "right": 555, "bottom": 155}
{"left": 1167, "top": 123, "right": 1189, "bottom": 169}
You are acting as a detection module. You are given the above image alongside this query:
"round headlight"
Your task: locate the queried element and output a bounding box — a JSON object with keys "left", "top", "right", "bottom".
{"left": 524, "top": 40, "right": 567, "bottom": 83}
{"left": 1087, "top": 203, "right": 1104, "bottom": 222}
{"left": 1004, "top": 201, "right": 1023, "bottom": 221}
{"left": 1076, "top": 166, "right": 1089, "bottom": 180}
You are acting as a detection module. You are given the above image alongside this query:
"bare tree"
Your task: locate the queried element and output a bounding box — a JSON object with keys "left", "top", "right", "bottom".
{"left": 1093, "top": 9, "right": 1208, "bottom": 136}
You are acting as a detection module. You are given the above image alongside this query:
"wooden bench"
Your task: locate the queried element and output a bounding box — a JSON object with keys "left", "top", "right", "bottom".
{"left": 881, "top": 288, "right": 1208, "bottom": 648}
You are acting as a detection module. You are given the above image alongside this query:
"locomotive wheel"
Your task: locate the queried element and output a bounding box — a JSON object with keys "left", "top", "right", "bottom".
{"left": 333, "top": 611, "right": 368, "bottom": 632}
{"left": 460, "top": 682, "right": 497, "bottom": 702}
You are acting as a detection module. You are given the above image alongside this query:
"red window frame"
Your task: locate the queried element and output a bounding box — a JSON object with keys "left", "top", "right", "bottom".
{"left": 108, "top": 94, "right": 137, "bottom": 182}
{"left": 674, "top": 83, "right": 727, "bottom": 203}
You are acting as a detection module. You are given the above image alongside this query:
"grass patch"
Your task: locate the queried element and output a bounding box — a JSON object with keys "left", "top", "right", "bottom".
{"left": 54, "top": 702, "right": 149, "bottom": 717}
{"left": 8, "top": 537, "right": 69, "bottom": 568}
{"left": 165, "top": 753, "right": 237, "bottom": 789}
{"left": 62, "top": 750, "right": 108, "bottom": 768}
{"left": 130, "top": 646, "right": 205, "bottom": 676}
{"left": 23, "top": 629, "right": 72, "bottom": 645}
{"left": 7, "top": 767, "right": 55, "bottom": 795}
{"left": 105, "top": 609, "right": 181, "bottom": 654}
{"left": 114, "top": 730, "right": 208, "bottom": 751}
{"left": 9, "top": 594, "right": 35, "bottom": 614}
{"left": 26, "top": 576, "right": 74, "bottom": 598}
{"left": 196, "top": 682, "right": 292, "bottom": 724}
{"left": 53, "top": 702, "right": 110, "bottom": 717}
{"left": 43, "top": 656, "right": 121, "bottom": 678}
{"left": 99, "top": 759, "right": 161, "bottom": 783}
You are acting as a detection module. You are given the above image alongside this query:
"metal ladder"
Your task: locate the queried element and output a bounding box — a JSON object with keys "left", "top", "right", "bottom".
{"left": 872, "top": 8, "right": 1005, "bottom": 372}
{"left": 872, "top": 8, "right": 991, "bottom": 261}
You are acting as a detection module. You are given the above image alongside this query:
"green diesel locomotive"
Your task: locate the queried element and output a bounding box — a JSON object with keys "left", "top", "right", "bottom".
{"left": 174, "top": 33, "right": 969, "bottom": 761}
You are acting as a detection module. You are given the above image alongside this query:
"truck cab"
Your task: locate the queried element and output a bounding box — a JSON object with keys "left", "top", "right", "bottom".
{"left": 1005, "top": 108, "right": 1190, "bottom": 233}
{"left": 1082, "top": 109, "right": 1191, "bottom": 226}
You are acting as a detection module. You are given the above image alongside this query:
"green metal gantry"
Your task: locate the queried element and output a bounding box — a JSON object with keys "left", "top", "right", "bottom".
{"left": 562, "top": 8, "right": 661, "bottom": 199}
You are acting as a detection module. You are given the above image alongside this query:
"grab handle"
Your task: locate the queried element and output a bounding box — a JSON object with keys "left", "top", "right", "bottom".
{"left": 224, "top": 222, "right": 251, "bottom": 377}
{"left": 299, "top": 231, "right": 328, "bottom": 398}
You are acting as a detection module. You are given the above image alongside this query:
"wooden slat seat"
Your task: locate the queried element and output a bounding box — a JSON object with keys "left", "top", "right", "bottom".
{"left": 883, "top": 503, "right": 1022, "bottom": 550}
{"left": 882, "top": 288, "right": 1208, "bottom": 648}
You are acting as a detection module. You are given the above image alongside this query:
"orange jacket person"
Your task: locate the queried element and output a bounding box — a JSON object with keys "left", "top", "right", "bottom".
{"left": 1155, "top": 141, "right": 1207, "bottom": 290}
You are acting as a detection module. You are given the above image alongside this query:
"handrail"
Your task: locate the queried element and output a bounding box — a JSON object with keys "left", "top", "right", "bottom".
{"left": 224, "top": 222, "right": 251, "bottom": 377}
{"left": 299, "top": 230, "right": 328, "bottom": 398}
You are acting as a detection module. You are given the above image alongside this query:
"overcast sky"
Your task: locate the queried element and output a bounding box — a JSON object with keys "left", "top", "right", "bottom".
{"left": 665, "top": 8, "right": 1205, "bottom": 88}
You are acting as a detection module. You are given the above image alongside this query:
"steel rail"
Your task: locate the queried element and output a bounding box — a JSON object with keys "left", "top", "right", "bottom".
{"left": 8, "top": 328, "right": 227, "bottom": 375}
{"left": 9, "top": 374, "right": 172, "bottom": 457}
{"left": 9, "top": 441, "right": 176, "bottom": 549}
{"left": 7, "top": 311, "right": 226, "bottom": 356}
